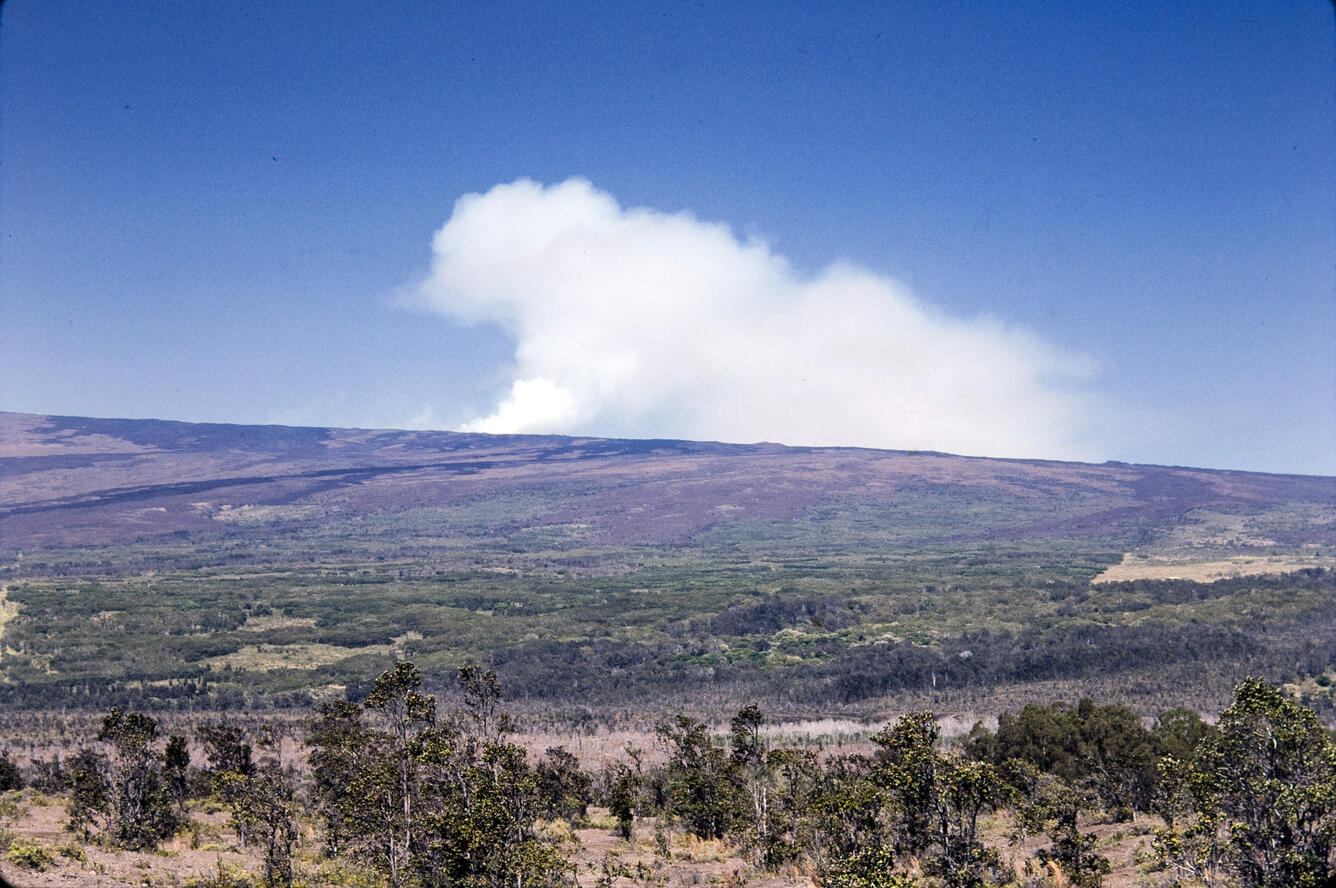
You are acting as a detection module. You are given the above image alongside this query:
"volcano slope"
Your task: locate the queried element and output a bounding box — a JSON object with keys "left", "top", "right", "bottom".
{"left": 1, "top": 411, "right": 1333, "bottom": 719}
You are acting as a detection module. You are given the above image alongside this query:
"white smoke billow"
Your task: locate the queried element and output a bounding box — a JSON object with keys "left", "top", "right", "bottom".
{"left": 415, "top": 178, "right": 1094, "bottom": 459}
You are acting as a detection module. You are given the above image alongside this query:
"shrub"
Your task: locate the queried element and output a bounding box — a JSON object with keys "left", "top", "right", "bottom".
{"left": 57, "top": 840, "right": 88, "bottom": 862}
{"left": 183, "top": 859, "right": 256, "bottom": 888}
{"left": 0, "top": 751, "right": 22, "bottom": 792}
{"left": 6, "top": 839, "right": 53, "bottom": 871}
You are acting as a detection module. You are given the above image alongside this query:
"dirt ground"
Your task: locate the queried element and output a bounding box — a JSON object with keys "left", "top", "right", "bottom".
{"left": 0, "top": 795, "right": 256, "bottom": 887}
{"left": 0, "top": 791, "right": 1178, "bottom": 888}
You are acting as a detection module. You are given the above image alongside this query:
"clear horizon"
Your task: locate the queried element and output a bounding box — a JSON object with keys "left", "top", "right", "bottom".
{"left": 2, "top": 2, "right": 1333, "bottom": 475}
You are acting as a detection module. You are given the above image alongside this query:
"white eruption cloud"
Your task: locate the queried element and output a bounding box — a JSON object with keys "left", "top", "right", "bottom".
{"left": 415, "top": 178, "right": 1095, "bottom": 459}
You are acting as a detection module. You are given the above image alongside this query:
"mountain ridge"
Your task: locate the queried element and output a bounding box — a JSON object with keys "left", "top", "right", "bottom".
{"left": 4, "top": 411, "right": 1330, "bottom": 548}
{"left": 1, "top": 411, "right": 1333, "bottom": 715}
{"left": 8, "top": 408, "right": 1333, "bottom": 474}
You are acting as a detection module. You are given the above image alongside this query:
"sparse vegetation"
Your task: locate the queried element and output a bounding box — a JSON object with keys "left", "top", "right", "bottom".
{"left": 1, "top": 669, "right": 1332, "bottom": 886}
{"left": 6, "top": 838, "right": 53, "bottom": 871}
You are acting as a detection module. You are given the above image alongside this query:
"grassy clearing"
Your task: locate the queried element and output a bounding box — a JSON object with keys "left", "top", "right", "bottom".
{"left": 1093, "top": 504, "right": 1336, "bottom": 583}
{"left": 1093, "top": 552, "right": 1335, "bottom": 583}
{"left": 202, "top": 641, "right": 395, "bottom": 671}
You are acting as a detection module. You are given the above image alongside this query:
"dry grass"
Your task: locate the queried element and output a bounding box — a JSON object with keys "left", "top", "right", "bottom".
{"left": 0, "top": 793, "right": 258, "bottom": 888}
{"left": 210, "top": 504, "right": 326, "bottom": 526}
{"left": 1093, "top": 551, "right": 1334, "bottom": 583}
{"left": 0, "top": 796, "right": 1176, "bottom": 888}
{"left": 1093, "top": 506, "right": 1336, "bottom": 584}
{"left": 236, "top": 613, "right": 318, "bottom": 632}
{"left": 201, "top": 641, "right": 393, "bottom": 671}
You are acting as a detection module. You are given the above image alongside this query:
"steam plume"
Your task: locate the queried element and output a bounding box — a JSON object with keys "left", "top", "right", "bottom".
{"left": 415, "top": 178, "right": 1093, "bottom": 458}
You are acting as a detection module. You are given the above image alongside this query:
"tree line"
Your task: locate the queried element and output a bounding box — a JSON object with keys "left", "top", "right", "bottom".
{"left": 3, "top": 667, "right": 1333, "bottom": 888}
{"left": 3, "top": 569, "right": 1332, "bottom": 719}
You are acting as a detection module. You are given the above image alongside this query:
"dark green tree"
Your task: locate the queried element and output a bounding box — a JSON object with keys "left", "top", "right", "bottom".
{"left": 306, "top": 699, "right": 370, "bottom": 857}
{"left": 1151, "top": 706, "right": 1213, "bottom": 763}
{"left": 982, "top": 699, "right": 1159, "bottom": 814}
{"left": 97, "top": 708, "right": 179, "bottom": 849}
{"left": 607, "top": 765, "right": 638, "bottom": 840}
{"left": 928, "top": 757, "right": 1009, "bottom": 887}
{"left": 0, "top": 748, "right": 22, "bottom": 791}
{"left": 1019, "top": 774, "right": 1110, "bottom": 888}
{"left": 306, "top": 663, "right": 574, "bottom": 888}
{"left": 223, "top": 760, "right": 300, "bottom": 888}
{"left": 455, "top": 663, "right": 509, "bottom": 743}
{"left": 1072, "top": 698, "right": 1158, "bottom": 816}
{"left": 212, "top": 726, "right": 300, "bottom": 888}
{"left": 783, "top": 750, "right": 887, "bottom": 874}
{"left": 199, "top": 719, "right": 256, "bottom": 844}
{"left": 361, "top": 661, "right": 436, "bottom": 888}
{"left": 537, "top": 746, "right": 592, "bottom": 823}
{"left": 730, "top": 704, "right": 785, "bottom": 866}
{"left": 412, "top": 666, "right": 573, "bottom": 888}
{"left": 873, "top": 713, "right": 939, "bottom": 858}
{"left": 307, "top": 666, "right": 436, "bottom": 888}
{"left": 65, "top": 747, "right": 109, "bottom": 840}
{"left": 658, "top": 715, "right": 742, "bottom": 841}
{"left": 873, "top": 713, "right": 1008, "bottom": 888}
{"left": 163, "top": 734, "right": 190, "bottom": 819}
{"left": 1162, "top": 678, "right": 1336, "bottom": 888}
{"left": 199, "top": 721, "right": 254, "bottom": 778}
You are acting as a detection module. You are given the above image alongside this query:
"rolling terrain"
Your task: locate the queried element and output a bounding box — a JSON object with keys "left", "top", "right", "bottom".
{"left": 1, "top": 411, "right": 1333, "bottom": 718}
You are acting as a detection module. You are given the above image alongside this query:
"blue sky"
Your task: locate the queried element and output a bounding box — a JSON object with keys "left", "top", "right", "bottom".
{"left": 2, "top": 1, "right": 1332, "bottom": 474}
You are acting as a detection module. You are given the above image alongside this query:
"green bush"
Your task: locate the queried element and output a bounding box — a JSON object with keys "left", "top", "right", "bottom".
{"left": 0, "top": 790, "right": 25, "bottom": 820}
{"left": 57, "top": 840, "right": 88, "bottom": 862}
{"left": 6, "top": 839, "right": 53, "bottom": 871}
{"left": 183, "top": 859, "right": 256, "bottom": 888}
